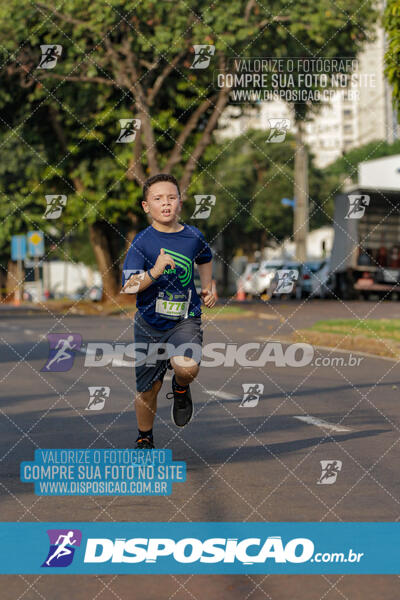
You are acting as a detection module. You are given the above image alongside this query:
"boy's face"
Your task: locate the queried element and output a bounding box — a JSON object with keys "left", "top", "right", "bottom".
{"left": 142, "top": 181, "right": 182, "bottom": 224}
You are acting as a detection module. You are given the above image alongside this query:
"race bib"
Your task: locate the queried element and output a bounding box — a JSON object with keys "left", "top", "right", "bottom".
{"left": 155, "top": 290, "right": 191, "bottom": 320}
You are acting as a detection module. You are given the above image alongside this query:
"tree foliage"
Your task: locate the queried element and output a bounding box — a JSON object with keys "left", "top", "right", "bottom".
{"left": 0, "top": 0, "right": 376, "bottom": 297}
{"left": 384, "top": 0, "right": 400, "bottom": 119}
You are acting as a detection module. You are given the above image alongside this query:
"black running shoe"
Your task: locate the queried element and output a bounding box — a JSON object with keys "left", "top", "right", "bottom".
{"left": 166, "top": 375, "right": 193, "bottom": 427}
{"left": 135, "top": 435, "right": 155, "bottom": 449}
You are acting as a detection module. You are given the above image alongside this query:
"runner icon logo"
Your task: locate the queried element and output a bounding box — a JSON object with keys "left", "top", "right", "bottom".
{"left": 86, "top": 386, "right": 110, "bottom": 411}
{"left": 190, "top": 45, "right": 215, "bottom": 69}
{"left": 43, "top": 195, "right": 67, "bottom": 219}
{"left": 37, "top": 45, "right": 62, "bottom": 69}
{"left": 345, "top": 194, "right": 370, "bottom": 219}
{"left": 191, "top": 195, "right": 216, "bottom": 219}
{"left": 41, "top": 333, "right": 82, "bottom": 372}
{"left": 42, "top": 529, "right": 82, "bottom": 568}
{"left": 273, "top": 270, "right": 299, "bottom": 294}
{"left": 122, "top": 270, "right": 146, "bottom": 294}
{"left": 317, "top": 460, "right": 342, "bottom": 485}
{"left": 266, "top": 118, "right": 291, "bottom": 143}
{"left": 239, "top": 383, "right": 264, "bottom": 407}
{"left": 117, "top": 119, "right": 141, "bottom": 143}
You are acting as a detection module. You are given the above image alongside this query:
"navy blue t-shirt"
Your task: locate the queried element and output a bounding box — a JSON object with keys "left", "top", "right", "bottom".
{"left": 122, "top": 223, "right": 212, "bottom": 330}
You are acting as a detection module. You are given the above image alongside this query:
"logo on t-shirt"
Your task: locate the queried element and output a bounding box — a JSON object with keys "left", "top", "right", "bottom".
{"left": 162, "top": 248, "right": 192, "bottom": 287}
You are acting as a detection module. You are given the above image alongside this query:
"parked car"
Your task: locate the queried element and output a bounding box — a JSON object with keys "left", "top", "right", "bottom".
{"left": 22, "top": 289, "right": 33, "bottom": 302}
{"left": 310, "top": 260, "right": 334, "bottom": 298}
{"left": 88, "top": 286, "right": 102, "bottom": 301}
{"left": 251, "top": 260, "right": 284, "bottom": 296}
{"left": 70, "top": 285, "right": 89, "bottom": 301}
{"left": 236, "top": 262, "right": 260, "bottom": 297}
{"left": 295, "top": 260, "right": 326, "bottom": 299}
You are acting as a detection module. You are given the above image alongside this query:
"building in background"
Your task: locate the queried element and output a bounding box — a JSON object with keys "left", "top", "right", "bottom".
{"left": 264, "top": 226, "right": 334, "bottom": 261}
{"left": 216, "top": 20, "right": 399, "bottom": 168}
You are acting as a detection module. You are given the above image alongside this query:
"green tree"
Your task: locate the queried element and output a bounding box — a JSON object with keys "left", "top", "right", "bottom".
{"left": 325, "top": 138, "right": 400, "bottom": 183}
{"left": 282, "top": 0, "right": 376, "bottom": 261}
{"left": 0, "top": 0, "right": 376, "bottom": 299}
{"left": 192, "top": 130, "right": 332, "bottom": 289}
{"left": 0, "top": 0, "right": 285, "bottom": 299}
{"left": 384, "top": 0, "right": 400, "bottom": 119}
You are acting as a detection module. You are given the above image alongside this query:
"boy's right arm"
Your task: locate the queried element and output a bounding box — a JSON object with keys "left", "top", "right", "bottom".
{"left": 122, "top": 248, "right": 176, "bottom": 294}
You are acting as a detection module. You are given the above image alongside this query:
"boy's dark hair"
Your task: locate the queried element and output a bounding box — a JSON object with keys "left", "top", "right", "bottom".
{"left": 142, "top": 173, "right": 181, "bottom": 203}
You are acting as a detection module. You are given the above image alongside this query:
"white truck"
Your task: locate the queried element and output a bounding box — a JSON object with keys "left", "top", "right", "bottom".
{"left": 330, "top": 154, "right": 400, "bottom": 300}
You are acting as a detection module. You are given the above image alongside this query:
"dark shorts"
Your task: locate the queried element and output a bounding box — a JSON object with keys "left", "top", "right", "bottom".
{"left": 133, "top": 311, "right": 203, "bottom": 393}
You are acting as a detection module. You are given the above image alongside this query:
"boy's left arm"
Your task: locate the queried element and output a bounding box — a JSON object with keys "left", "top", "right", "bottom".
{"left": 197, "top": 260, "right": 216, "bottom": 308}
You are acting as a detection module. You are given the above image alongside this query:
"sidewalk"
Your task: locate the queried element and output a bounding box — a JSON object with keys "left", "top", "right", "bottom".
{"left": 0, "top": 303, "right": 47, "bottom": 315}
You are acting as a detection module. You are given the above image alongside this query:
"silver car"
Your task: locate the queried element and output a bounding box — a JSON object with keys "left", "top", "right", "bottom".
{"left": 251, "top": 260, "right": 284, "bottom": 296}
{"left": 237, "top": 262, "right": 260, "bottom": 296}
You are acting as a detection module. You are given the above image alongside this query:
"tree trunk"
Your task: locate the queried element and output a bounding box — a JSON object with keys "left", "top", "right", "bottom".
{"left": 0, "top": 262, "right": 8, "bottom": 300}
{"left": 222, "top": 233, "right": 235, "bottom": 295}
{"left": 124, "top": 211, "right": 139, "bottom": 253}
{"left": 89, "top": 222, "right": 120, "bottom": 301}
{"left": 293, "top": 119, "right": 309, "bottom": 262}
{"left": 5, "top": 260, "right": 20, "bottom": 303}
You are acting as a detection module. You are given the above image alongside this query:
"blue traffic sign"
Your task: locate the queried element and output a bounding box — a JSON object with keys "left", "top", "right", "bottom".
{"left": 11, "top": 235, "right": 27, "bottom": 260}
{"left": 27, "top": 231, "right": 44, "bottom": 257}
{"left": 281, "top": 197, "right": 296, "bottom": 207}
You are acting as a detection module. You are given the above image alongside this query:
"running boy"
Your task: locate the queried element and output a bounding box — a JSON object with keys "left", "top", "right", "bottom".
{"left": 122, "top": 173, "right": 216, "bottom": 449}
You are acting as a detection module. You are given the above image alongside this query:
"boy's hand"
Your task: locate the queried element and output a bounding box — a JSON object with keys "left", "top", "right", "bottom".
{"left": 152, "top": 248, "right": 176, "bottom": 278}
{"left": 201, "top": 288, "right": 216, "bottom": 308}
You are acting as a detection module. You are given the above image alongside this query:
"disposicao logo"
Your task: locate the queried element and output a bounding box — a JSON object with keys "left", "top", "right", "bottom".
{"left": 42, "top": 529, "right": 82, "bottom": 567}
{"left": 83, "top": 536, "right": 314, "bottom": 564}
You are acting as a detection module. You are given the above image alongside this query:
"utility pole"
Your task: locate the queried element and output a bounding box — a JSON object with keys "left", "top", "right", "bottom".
{"left": 293, "top": 118, "right": 309, "bottom": 262}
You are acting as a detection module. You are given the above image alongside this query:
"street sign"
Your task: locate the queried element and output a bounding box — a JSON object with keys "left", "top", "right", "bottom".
{"left": 281, "top": 197, "right": 296, "bottom": 207}
{"left": 11, "top": 235, "right": 27, "bottom": 260}
{"left": 27, "top": 231, "right": 45, "bottom": 257}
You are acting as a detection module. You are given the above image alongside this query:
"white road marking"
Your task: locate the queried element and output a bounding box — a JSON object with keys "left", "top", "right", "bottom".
{"left": 293, "top": 415, "right": 352, "bottom": 432}
{"left": 204, "top": 390, "right": 238, "bottom": 400}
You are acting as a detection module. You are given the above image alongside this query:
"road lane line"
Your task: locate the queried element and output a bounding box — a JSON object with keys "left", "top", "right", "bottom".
{"left": 293, "top": 415, "right": 352, "bottom": 432}
{"left": 204, "top": 390, "right": 238, "bottom": 400}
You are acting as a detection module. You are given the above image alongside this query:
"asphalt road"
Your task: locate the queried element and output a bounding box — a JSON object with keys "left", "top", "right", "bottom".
{"left": 0, "top": 303, "right": 399, "bottom": 599}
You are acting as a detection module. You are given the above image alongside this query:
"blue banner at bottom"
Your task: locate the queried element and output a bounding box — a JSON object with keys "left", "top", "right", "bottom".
{"left": 0, "top": 522, "right": 398, "bottom": 574}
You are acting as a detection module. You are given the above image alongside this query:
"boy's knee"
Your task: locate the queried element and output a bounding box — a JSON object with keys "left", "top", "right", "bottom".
{"left": 137, "top": 378, "right": 162, "bottom": 400}
{"left": 171, "top": 356, "right": 198, "bottom": 369}
{"left": 148, "top": 378, "right": 163, "bottom": 398}
{"left": 171, "top": 356, "right": 199, "bottom": 381}
{"left": 152, "top": 378, "right": 163, "bottom": 391}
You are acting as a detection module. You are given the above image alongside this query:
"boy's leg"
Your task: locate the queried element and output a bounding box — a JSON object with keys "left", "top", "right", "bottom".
{"left": 170, "top": 356, "right": 199, "bottom": 386}
{"left": 135, "top": 378, "right": 163, "bottom": 431}
{"left": 168, "top": 356, "right": 199, "bottom": 427}
{"left": 165, "top": 316, "right": 203, "bottom": 427}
